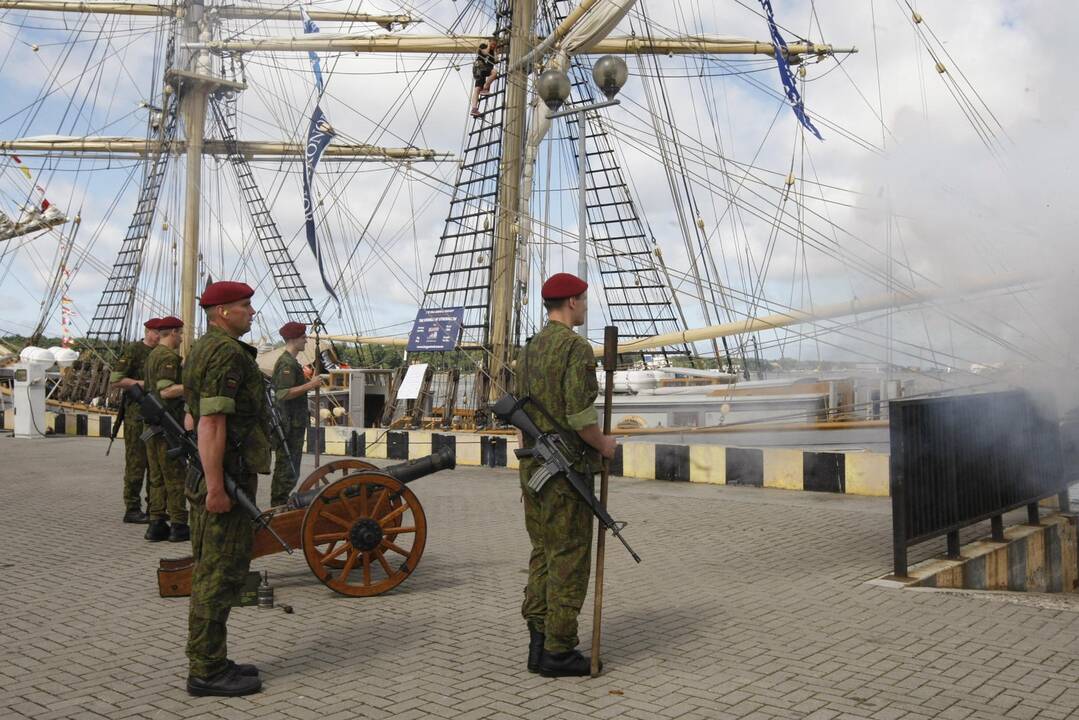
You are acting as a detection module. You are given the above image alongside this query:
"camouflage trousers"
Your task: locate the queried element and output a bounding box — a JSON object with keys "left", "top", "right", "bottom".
{"left": 270, "top": 426, "right": 305, "bottom": 507}
{"left": 146, "top": 434, "right": 189, "bottom": 524}
{"left": 122, "top": 412, "right": 148, "bottom": 511}
{"left": 186, "top": 473, "right": 256, "bottom": 679}
{"left": 520, "top": 467, "right": 594, "bottom": 653}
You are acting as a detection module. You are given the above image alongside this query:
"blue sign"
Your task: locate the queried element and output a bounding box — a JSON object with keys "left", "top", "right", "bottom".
{"left": 407, "top": 308, "right": 464, "bottom": 352}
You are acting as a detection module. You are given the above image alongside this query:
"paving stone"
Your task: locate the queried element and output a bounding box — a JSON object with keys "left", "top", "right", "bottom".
{"left": 4, "top": 437, "right": 1079, "bottom": 719}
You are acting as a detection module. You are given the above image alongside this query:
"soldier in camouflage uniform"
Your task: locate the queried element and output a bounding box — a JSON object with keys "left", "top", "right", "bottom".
{"left": 183, "top": 281, "right": 269, "bottom": 697}
{"left": 516, "top": 272, "right": 616, "bottom": 678}
{"left": 109, "top": 318, "right": 161, "bottom": 523}
{"left": 143, "top": 316, "right": 190, "bottom": 543}
{"left": 269, "top": 321, "right": 322, "bottom": 506}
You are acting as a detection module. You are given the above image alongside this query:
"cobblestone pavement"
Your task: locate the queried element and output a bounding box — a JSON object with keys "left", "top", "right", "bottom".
{"left": 4, "top": 436, "right": 1079, "bottom": 720}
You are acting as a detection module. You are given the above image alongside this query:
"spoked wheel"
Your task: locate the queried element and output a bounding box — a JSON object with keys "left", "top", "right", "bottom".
{"left": 298, "top": 460, "right": 384, "bottom": 570}
{"left": 301, "top": 471, "right": 427, "bottom": 597}
{"left": 298, "top": 458, "right": 376, "bottom": 493}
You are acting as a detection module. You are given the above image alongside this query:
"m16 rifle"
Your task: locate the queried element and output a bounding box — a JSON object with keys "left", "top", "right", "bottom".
{"left": 127, "top": 384, "right": 293, "bottom": 553}
{"left": 492, "top": 394, "right": 641, "bottom": 563}
{"left": 263, "top": 377, "right": 295, "bottom": 480}
{"left": 105, "top": 394, "right": 126, "bottom": 456}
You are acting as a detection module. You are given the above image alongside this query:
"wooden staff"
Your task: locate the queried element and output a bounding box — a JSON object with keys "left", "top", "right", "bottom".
{"left": 590, "top": 324, "right": 618, "bottom": 677}
{"left": 313, "top": 317, "right": 322, "bottom": 468}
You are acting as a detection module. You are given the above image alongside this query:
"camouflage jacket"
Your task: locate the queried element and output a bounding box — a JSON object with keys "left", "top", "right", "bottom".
{"left": 516, "top": 320, "right": 599, "bottom": 474}
{"left": 272, "top": 351, "right": 308, "bottom": 428}
{"left": 109, "top": 341, "right": 155, "bottom": 418}
{"left": 144, "top": 344, "right": 184, "bottom": 424}
{"left": 182, "top": 325, "right": 272, "bottom": 479}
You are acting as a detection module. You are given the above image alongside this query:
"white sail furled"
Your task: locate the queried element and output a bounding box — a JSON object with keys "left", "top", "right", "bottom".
{"left": 517, "top": 0, "right": 637, "bottom": 286}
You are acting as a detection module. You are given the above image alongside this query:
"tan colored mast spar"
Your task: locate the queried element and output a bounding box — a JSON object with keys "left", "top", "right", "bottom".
{"left": 324, "top": 274, "right": 1035, "bottom": 357}
{"left": 606, "top": 273, "right": 1035, "bottom": 357}
{"left": 513, "top": 0, "right": 601, "bottom": 70}
{"left": 0, "top": 1, "right": 415, "bottom": 25}
{"left": 178, "top": 0, "right": 209, "bottom": 355}
{"left": 187, "top": 34, "right": 855, "bottom": 58}
{"left": 486, "top": 0, "right": 535, "bottom": 403}
{"left": 0, "top": 137, "right": 445, "bottom": 160}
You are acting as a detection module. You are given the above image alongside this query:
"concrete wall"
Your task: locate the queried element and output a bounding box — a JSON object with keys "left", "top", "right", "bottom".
{"left": 14, "top": 410, "right": 893, "bottom": 498}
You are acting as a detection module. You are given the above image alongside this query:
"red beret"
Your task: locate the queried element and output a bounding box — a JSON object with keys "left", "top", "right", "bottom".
{"left": 541, "top": 272, "right": 588, "bottom": 300}
{"left": 199, "top": 281, "right": 254, "bottom": 308}
{"left": 156, "top": 316, "right": 184, "bottom": 330}
{"left": 144, "top": 318, "right": 160, "bottom": 329}
{"left": 280, "top": 321, "right": 307, "bottom": 340}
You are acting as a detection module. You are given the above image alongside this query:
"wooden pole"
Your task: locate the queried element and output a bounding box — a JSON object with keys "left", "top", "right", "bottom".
{"left": 591, "top": 324, "right": 618, "bottom": 677}
{"left": 0, "top": 1, "right": 416, "bottom": 24}
{"left": 178, "top": 0, "right": 207, "bottom": 355}
{"left": 313, "top": 317, "right": 322, "bottom": 468}
{"left": 0, "top": 137, "right": 442, "bottom": 159}
{"left": 191, "top": 35, "right": 855, "bottom": 58}
{"left": 486, "top": 0, "right": 535, "bottom": 403}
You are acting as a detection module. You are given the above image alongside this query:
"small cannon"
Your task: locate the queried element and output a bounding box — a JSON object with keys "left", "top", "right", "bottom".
{"left": 157, "top": 448, "right": 455, "bottom": 598}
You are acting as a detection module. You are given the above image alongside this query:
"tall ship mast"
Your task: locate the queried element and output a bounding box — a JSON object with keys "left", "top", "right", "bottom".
{"left": 0, "top": 0, "right": 1033, "bottom": 432}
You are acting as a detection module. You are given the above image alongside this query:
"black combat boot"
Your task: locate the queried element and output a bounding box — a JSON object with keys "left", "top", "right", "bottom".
{"left": 538, "top": 649, "right": 599, "bottom": 678}
{"left": 186, "top": 665, "right": 262, "bottom": 697}
{"left": 226, "top": 659, "right": 260, "bottom": 677}
{"left": 144, "top": 518, "right": 170, "bottom": 542}
{"left": 123, "top": 508, "right": 149, "bottom": 524}
{"left": 527, "top": 625, "right": 545, "bottom": 673}
{"left": 168, "top": 523, "right": 190, "bottom": 542}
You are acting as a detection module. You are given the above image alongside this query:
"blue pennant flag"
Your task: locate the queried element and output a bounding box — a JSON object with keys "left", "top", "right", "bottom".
{"left": 303, "top": 105, "right": 338, "bottom": 301}
{"left": 299, "top": 5, "right": 325, "bottom": 95}
{"left": 759, "top": 0, "right": 823, "bottom": 140}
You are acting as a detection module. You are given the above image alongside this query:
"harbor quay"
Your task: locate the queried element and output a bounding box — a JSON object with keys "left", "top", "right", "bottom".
{"left": 4, "top": 436, "right": 1079, "bottom": 719}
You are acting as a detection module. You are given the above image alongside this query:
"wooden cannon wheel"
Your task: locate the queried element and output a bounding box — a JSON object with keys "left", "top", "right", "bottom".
{"left": 298, "top": 459, "right": 402, "bottom": 570}
{"left": 298, "top": 458, "right": 377, "bottom": 493}
{"left": 301, "top": 471, "right": 427, "bottom": 597}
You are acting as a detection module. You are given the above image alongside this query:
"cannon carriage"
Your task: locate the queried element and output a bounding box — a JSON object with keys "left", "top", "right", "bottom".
{"left": 158, "top": 448, "right": 455, "bottom": 598}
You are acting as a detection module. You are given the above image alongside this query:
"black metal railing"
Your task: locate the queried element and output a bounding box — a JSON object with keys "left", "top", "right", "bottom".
{"left": 890, "top": 390, "right": 1070, "bottom": 577}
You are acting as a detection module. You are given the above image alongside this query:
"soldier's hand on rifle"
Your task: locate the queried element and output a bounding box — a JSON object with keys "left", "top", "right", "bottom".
{"left": 184, "top": 412, "right": 195, "bottom": 432}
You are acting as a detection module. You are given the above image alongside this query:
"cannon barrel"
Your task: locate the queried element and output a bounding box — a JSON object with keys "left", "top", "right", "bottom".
{"left": 286, "top": 447, "right": 455, "bottom": 510}
{"left": 383, "top": 446, "right": 456, "bottom": 484}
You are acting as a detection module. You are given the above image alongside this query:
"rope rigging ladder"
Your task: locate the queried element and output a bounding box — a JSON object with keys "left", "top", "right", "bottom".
{"left": 209, "top": 58, "right": 317, "bottom": 325}
{"left": 543, "top": 0, "right": 690, "bottom": 365}
{"left": 56, "top": 31, "right": 180, "bottom": 403}
{"left": 418, "top": 2, "right": 512, "bottom": 350}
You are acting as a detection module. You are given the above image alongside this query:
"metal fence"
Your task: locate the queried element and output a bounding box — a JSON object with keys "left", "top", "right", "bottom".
{"left": 890, "top": 390, "right": 1070, "bottom": 577}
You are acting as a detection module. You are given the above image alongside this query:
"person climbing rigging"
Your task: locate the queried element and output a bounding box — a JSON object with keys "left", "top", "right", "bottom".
{"left": 470, "top": 39, "right": 499, "bottom": 118}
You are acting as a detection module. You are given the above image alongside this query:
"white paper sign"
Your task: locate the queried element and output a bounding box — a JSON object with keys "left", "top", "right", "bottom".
{"left": 396, "top": 363, "right": 429, "bottom": 400}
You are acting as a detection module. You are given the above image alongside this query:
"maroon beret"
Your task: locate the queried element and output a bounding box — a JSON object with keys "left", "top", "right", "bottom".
{"left": 144, "top": 318, "right": 161, "bottom": 329}
{"left": 199, "top": 281, "right": 254, "bottom": 308}
{"left": 541, "top": 272, "right": 588, "bottom": 300}
{"left": 156, "top": 316, "right": 184, "bottom": 330}
{"left": 279, "top": 321, "right": 307, "bottom": 340}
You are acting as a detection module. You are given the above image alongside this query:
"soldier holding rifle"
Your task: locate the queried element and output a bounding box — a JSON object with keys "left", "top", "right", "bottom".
{"left": 143, "top": 316, "right": 190, "bottom": 542}
{"left": 182, "top": 281, "right": 271, "bottom": 697}
{"left": 269, "top": 321, "right": 323, "bottom": 506}
{"left": 109, "top": 317, "right": 161, "bottom": 524}
{"left": 516, "top": 273, "right": 616, "bottom": 678}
